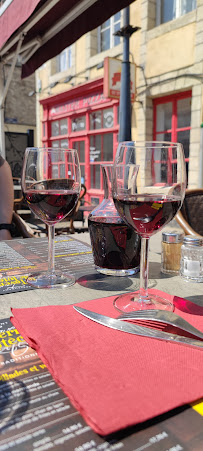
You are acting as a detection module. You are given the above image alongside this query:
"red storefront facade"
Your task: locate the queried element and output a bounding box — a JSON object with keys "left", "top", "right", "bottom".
{"left": 40, "top": 78, "right": 119, "bottom": 205}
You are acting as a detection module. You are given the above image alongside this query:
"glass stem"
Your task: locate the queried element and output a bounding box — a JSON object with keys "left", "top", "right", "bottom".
{"left": 139, "top": 237, "right": 149, "bottom": 298}
{"left": 48, "top": 225, "right": 55, "bottom": 275}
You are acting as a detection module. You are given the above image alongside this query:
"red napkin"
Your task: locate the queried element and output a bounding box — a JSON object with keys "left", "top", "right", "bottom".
{"left": 10, "top": 289, "right": 203, "bottom": 436}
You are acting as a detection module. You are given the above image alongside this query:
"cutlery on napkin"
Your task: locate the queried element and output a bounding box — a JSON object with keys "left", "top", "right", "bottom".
{"left": 73, "top": 306, "right": 203, "bottom": 349}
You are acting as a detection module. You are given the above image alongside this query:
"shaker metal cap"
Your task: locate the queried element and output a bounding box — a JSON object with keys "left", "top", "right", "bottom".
{"left": 162, "top": 231, "right": 184, "bottom": 243}
{"left": 183, "top": 235, "right": 203, "bottom": 246}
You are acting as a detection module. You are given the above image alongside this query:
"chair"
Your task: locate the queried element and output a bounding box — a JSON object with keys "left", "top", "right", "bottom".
{"left": 176, "top": 188, "right": 203, "bottom": 238}
{"left": 13, "top": 177, "right": 31, "bottom": 218}
{"left": 12, "top": 211, "right": 45, "bottom": 238}
{"left": 12, "top": 211, "right": 35, "bottom": 238}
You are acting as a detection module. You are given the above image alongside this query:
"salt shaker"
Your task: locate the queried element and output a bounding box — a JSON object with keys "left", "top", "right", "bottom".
{"left": 180, "top": 235, "right": 203, "bottom": 282}
{"left": 161, "top": 232, "right": 184, "bottom": 274}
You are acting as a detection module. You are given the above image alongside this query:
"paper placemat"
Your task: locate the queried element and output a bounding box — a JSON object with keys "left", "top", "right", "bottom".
{"left": 11, "top": 289, "right": 203, "bottom": 436}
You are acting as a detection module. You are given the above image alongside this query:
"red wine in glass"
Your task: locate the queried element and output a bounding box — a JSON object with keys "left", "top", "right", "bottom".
{"left": 25, "top": 179, "right": 78, "bottom": 223}
{"left": 113, "top": 195, "right": 182, "bottom": 238}
{"left": 112, "top": 141, "right": 186, "bottom": 312}
{"left": 88, "top": 217, "right": 140, "bottom": 272}
{"left": 21, "top": 147, "right": 81, "bottom": 289}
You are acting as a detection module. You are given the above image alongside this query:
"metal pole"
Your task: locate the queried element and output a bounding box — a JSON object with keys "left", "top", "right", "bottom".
{"left": 119, "top": 7, "right": 131, "bottom": 142}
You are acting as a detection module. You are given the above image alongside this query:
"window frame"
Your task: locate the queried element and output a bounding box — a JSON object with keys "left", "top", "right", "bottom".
{"left": 153, "top": 90, "right": 191, "bottom": 184}
{"left": 45, "top": 101, "right": 119, "bottom": 202}
{"left": 156, "top": 0, "right": 196, "bottom": 26}
{"left": 56, "top": 46, "right": 72, "bottom": 73}
{"left": 97, "top": 13, "right": 121, "bottom": 53}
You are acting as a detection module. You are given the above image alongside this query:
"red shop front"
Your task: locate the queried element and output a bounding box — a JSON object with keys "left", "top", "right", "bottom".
{"left": 40, "top": 78, "right": 119, "bottom": 205}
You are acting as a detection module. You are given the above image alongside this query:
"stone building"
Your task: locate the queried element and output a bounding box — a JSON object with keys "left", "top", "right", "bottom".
{"left": 36, "top": 0, "right": 202, "bottom": 204}
{"left": 3, "top": 64, "right": 36, "bottom": 177}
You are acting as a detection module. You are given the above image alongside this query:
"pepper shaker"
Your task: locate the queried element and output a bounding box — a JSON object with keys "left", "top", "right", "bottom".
{"left": 161, "top": 232, "right": 184, "bottom": 274}
{"left": 180, "top": 235, "right": 203, "bottom": 282}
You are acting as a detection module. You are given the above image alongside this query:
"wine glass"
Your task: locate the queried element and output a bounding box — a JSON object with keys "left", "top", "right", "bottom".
{"left": 112, "top": 141, "right": 186, "bottom": 312}
{"left": 21, "top": 147, "right": 81, "bottom": 289}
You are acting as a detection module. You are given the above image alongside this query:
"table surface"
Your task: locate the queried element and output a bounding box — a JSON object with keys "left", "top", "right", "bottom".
{"left": 0, "top": 232, "right": 202, "bottom": 450}
{"left": 0, "top": 232, "right": 202, "bottom": 319}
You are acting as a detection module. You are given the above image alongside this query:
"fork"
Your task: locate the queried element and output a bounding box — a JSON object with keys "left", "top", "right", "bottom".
{"left": 118, "top": 309, "right": 203, "bottom": 340}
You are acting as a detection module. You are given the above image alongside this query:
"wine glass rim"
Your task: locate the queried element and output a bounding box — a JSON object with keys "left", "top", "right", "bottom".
{"left": 118, "top": 141, "right": 182, "bottom": 148}
{"left": 25, "top": 147, "right": 78, "bottom": 152}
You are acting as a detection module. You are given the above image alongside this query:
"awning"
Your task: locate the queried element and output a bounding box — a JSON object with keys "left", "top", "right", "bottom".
{"left": 0, "top": 0, "right": 135, "bottom": 79}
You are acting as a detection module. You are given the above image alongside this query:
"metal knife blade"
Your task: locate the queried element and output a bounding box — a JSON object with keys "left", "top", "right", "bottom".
{"left": 73, "top": 306, "right": 203, "bottom": 349}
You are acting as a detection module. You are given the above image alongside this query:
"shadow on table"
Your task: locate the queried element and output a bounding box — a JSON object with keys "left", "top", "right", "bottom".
{"left": 0, "top": 379, "right": 30, "bottom": 434}
{"left": 77, "top": 273, "right": 135, "bottom": 292}
{"left": 104, "top": 404, "right": 190, "bottom": 443}
{"left": 174, "top": 296, "right": 203, "bottom": 316}
{"left": 77, "top": 263, "right": 160, "bottom": 292}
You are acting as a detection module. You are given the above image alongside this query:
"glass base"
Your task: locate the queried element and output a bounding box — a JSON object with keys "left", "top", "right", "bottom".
{"left": 96, "top": 266, "right": 140, "bottom": 277}
{"left": 113, "top": 291, "right": 174, "bottom": 313}
{"left": 26, "top": 271, "right": 75, "bottom": 289}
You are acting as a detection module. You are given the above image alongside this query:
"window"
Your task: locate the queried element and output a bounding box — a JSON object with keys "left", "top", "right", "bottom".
{"left": 90, "top": 133, "right": 113, "bottom": 189}
{"left": 98, "top": 12, "right": 121, "bottom": 52}
{"left": 153, "top": 92, "right": 191, "bottom": 183}
{"left": 90, "top": 108, "right": 114, "bottom": 130}
{"left": 56, "top": 46, "right": 72, "bottom": 72}
{"left": 72, "top": 116, "right": 86, "bottom": 132}
{"left": 71, "top": 140, "right": 85, "bottom": 184}
{"left": 47, "top": 98, "right": 119, "bottom": 203}
{"left": 50, "top": 119, "right": 68, "bottom": 158}
{"left": 51, "top": 119, "right": 68, "bottom": 136}
{"left": 157, "top": 0, "right": 196, "bottom": 25}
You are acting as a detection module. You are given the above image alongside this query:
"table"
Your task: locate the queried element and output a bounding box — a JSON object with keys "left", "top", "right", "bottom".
{"left": 0, "top": 235, "right": 202, "bottom": 450}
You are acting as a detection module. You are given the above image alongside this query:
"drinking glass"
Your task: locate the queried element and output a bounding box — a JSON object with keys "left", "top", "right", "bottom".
{"left": 112, "top": 141, "right": 186, "bottom": 312}
{"left": 21, "top": 147, "right": 81, "bottom": 288}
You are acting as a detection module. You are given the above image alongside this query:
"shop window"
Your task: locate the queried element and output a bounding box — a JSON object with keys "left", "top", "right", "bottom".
{"left": 156, "top": 0, "right": 196, "bottom": 25}
{"left": 51, "top": 119, "right": 68, "bottom": 136}
{"left": 153, "top": 92, "right": 191, "bottom": 183}
{"left": 52, "top": 140, "right": 68, "bottom": 151}
{"left": 90, "top": 133, "right": 113, "bottom": 162}
{"left": 90, "top": 111, "right": 102, "bottom": 130}
{"left": 90, "top": 133, "right": 113, "bottom": 190}
{"left": 90, "top": 135, "right": 102, "bottom": 162}
{"left": 72, "top": 116, "right": 86, "bottom": 132}
{"left": 103, "top": 134, "right": 113, "bottom": 160}
{"left": 56, "top": 46, "right": 72, "bottom": 72}
{"left": 59, "top": 165, "right": 66, "bottom": 178}
{"left": 103, "top": 108, "right": 114, "bottom": 128}
{"left": 60, "top": 139, "right": 69, "bottom": 148}
{"left": 90, "top": 108, "right": 114, "bottom": 130}
{"left": 72, "top": 140, "right": 85, "bottom": 184}
{"left": 91, "top": 164, "right": 101, "bottom": 189}
{"left": 98, "top": 12, "right": 121, "bottom": 52}
{"left": 52, "top": 165, "right": 59, "bottom": 178}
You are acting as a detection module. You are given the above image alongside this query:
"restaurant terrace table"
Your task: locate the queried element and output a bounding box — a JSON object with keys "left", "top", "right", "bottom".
{"left": 0, "top": 234, "right": 202, "bottom": 450}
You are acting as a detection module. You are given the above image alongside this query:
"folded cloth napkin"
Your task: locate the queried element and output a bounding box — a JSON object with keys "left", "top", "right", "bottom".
{"left": 11, "top": 289, "right": 203, "bottom": 436}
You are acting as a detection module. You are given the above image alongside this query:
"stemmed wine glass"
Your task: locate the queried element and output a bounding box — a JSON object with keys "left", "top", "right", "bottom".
{"left": 21, "top": 147, "right": 81, "bottom": 289}
{"left": 112, "top": 141, "right": 186, "bottom": 312}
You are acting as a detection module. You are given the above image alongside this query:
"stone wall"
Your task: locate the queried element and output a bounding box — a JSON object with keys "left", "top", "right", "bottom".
{"left": 5, "top": 64, "right": 36, "bottom": 126}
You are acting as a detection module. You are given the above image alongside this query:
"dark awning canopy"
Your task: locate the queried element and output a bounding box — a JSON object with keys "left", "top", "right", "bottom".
{"left": 0, "top": 0, "right": 135, "bottom": 78}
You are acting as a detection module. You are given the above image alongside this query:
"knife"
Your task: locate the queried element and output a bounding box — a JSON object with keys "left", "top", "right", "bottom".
{"left": 73, "top": 306, "right": 203, "bottom": 349}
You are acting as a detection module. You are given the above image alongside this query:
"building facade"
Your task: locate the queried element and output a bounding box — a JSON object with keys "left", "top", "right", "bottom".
{"left": 2, "top": 64, "right": 36, "bottom": 177}
{"left": 36, "top": 0, "right": 202, "bottom": 205}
